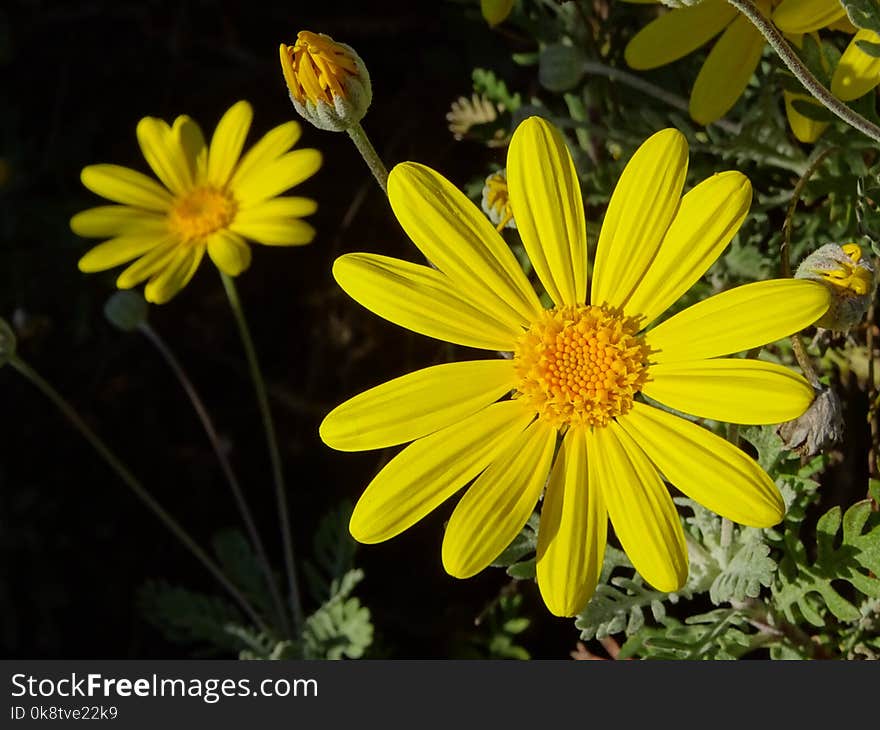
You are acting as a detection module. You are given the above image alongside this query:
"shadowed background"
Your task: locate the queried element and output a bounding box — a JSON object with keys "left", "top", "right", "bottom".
{"left": 0, "top": 0, "right": 579, "bottom": 658}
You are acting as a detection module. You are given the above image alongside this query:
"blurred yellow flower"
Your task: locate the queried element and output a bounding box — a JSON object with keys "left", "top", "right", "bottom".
{"left": 481, "top": 0, "right": 514, "bottom": 27}
{"left": 71, "top": 101, "right": 321, "bottom": 304}
{"left": 624, "top": 0, "right": 862, "bottom": 142}
{"left": 320, "top": 116, "right": 831, "bottom": 617}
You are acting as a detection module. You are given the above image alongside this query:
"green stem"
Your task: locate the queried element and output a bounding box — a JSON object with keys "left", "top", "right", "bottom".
{"left": 219, "top": 271, "right": 303, "bottom": 635}
{"left": 9, "top": 354, "right": 269, "bottom": 634}
{"left": 727, "top": 0, "right": 880, "bottom": 144}
{"left": 581, "top": 61, "right": 741, "bottom": 135}
{"left": 138, "top": 322, "right": 291, "bottom": 638}
{"left": 346, "top": 122, "right": 389, "bottom": 194}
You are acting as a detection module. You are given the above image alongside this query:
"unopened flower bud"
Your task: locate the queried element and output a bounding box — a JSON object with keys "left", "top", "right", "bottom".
{"left": 481, "top": 169, "right": 516, "bottom": 231}
{"left": 280, "top": 31, "right": 372, "bottom": 132}
{"left": 776, "top": 386, "right": 844, "bottom": 457}
{"left": 104, "top": 291, "right": 149, "bottom": 332}
{"left": 0, "top": 317, "right": 16, "bottom": 367}
{"left": 794, "top": 242, "right": 875, "bottom": 332}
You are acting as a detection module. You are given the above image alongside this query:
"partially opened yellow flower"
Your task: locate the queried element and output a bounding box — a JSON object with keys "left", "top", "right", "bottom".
{"left": 623, "top": 0, "right": 849, "bottom": 142}
{"left": 320, "top": 116, "right": 831, "bottom": 617}
{"left": 773, "top": 0, "right": 880, "bottom": 101}
{"left": 71, "top": 101, "right": 322, "bottom": 304}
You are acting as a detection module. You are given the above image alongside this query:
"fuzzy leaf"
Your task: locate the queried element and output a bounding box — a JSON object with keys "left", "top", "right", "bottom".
{"left": 773, "top": 500, "right": 880, "bottom": 627}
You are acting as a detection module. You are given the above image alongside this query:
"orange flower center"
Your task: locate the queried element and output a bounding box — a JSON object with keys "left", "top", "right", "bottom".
{"left": 167, "top": 186, "right": 237, "bottom": 243}
{"left": 513, "top": 305, "right": 649, "bottom": 428}
{"left": 282, "top": 31, "right": 359, "bottom": 106}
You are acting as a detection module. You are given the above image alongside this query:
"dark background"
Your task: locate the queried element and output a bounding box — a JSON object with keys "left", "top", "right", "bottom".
{"left": 0, "top": 0, "right": 579, "bottom": 658}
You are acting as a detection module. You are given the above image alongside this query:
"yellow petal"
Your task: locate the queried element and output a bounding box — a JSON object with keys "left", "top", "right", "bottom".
{"left": 78, "top": 231, "right": 170, "bottom": 273}
{"left": 176, "top": 115, "right": 208, "bottom": 184}
{"left": 645, "top": 279, "right": 831, "bottom": 363}
{"left": 589, "top": 422, "right": 688, "bottom": 593}
{"left": 831, "top": 29, "right": 880, "bottom": 102}
{"left": 623, "top": 171, "right": 752, "bottom": 325}
{"left": 783, "top": 91, "right": 829, "bottom": 143}
{"left": 442, "top": 418, "right": 556, "bottom": 579}
{"left": 136, "top": 117, "right": 193, "bottom": 195}
{"left": 618, "top": 402, "right": 784, "bottom": 527}
{"left": 689, "top": 15, "right": 765, "bottom": 125}
{"left": 772, "top": 0, "right": 847, "bottom": 34}
{"left": 536, "top": 426, "right": 606, "bottom": 617}
{"left": 236, "top": 196, "right": 317, "bottom": 218}
{"left": 349, "top": 400, "right": 534, "bottom": 543}
{"left": 320, "top": 359, "right": 517, "bottom": 451}
{"left": 229, "top": 218, "right": 315, "bottom": 247}
{"left": 207, "top": 100, "right": 253, "bottom": 186}
{"left": 233, "top": 149, "right": 322, "bottom": 205}
{"left": 207, "top": 230, "right": 252, "bottom": 276}
{"left": 333, "top": 253, "right": 522, "bottom": 351}
{"left": 70, "top": 206, "right": 166, "bottom": 238}
{"left": 230, "top": 121, "right": 303, "bottom": 189}
{"left": 506, "top": 117, "right": 587, "bottom": 307}
{"left": 144, "top": 244, "right": 205, "bottom": 304}
{"left": 81, "top": 164, "right": 172, "bottom": 211}
{"left": 644, "top": 358, "right": 815, "bottom": 424}
{"left": 388, "top": 162, "right": 542, "bottom": 328}
{"left": 624, "top": 0, "right": 737, "bottom": 70}
{"left": 115, "top": 240, "right": 180, "bottom": 290}
{"left": 591, "top": 129, "right": 688, "bottom": 310}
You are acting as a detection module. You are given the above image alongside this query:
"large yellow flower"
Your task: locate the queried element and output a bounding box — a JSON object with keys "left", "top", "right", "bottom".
{"left": 71, "top": 101, "right": 322, "bottom": 304}
{"left": 623, "top": 0, "right": 859, "bottom": 143}
{"left": 773, "top": 0, "right": 880, "bottom": 102}
{"left": 319, "top": 116, "right": 831, "bottom": 617}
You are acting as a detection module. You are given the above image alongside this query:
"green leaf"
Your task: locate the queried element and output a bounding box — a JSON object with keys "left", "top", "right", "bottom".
{"left": 472, "top": 68, "right": 522, "bottom": 111}
{"left": 137, "top": 581, "right": 248, "bottom": 654}
{"left": 302, "top": 500, "right": 358, "bottom": 605}
{"left": 773, "top": 500, "right": 880, "bottom": 627}
{"left": 300, "top": 569, "right": 374, "bottom": 660}
{"left": 842, "top": 0, "right": 880, "bottom": 34}
{"left": 856, "top": 39, "right": 880, "bottom": 58}
{"left": 618, "top": 609, "right": 761, "bottom": 660}
{"left": 791, "top": 99, "right": 837, "bottom": 123}
{"left": 538, "top": 43, "right": 586, "bottom": 92}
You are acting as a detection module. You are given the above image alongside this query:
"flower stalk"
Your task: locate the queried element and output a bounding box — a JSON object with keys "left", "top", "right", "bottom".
{"left": 346, "top": 122, "right": 389, "bottom": 194}
{"left": 8, "top": 354, "right": 269, "bottom": 634}
{"left": 219, "top": 271, "right": 304, "bottom": 635}
{"left": 727, "top": 0, "right": 880, "bottom": 144}
{"left": 138, "top": 322, "right": 291, "bottom": 637}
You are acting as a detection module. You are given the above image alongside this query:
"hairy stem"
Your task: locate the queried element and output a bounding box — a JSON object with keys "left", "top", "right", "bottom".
{"left": 9, "top": 354, "right": 269, "bottom": 634}
{"left": 220, "top": 272, "right": 303, "bottom": 635}
{"left": 727, "top": 0, "right": 880, "bottom": 143}
{"left": 346, "top": 122, "right": 389, "bottom": 194}
{"left": 138, "top": 322, "right": 291, "bottom": 637}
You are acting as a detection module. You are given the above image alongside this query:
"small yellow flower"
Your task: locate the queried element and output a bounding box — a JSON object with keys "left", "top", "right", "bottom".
{"left": 623, "top": 0, "right": 855, "bottom": 142}
{"left": 795, "top": 242, "right": 876, "bottom": 331}
{"left": 481, "top": 169, "right": 516, "bottom": 230}
{"left": 71, "top": 101, "right": 322, "bottom": 304}
{"left": 320, "top": 116, "right": 831, "bottom": 617}
{"left": 773, "top": 0, "right": 880, "bottom": 102}
{"left": 280, "top": 31, "right": 372, "bottom": 132}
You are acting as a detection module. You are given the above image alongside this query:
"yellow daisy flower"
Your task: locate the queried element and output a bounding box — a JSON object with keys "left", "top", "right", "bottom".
{"left": 773, "top": 0, "right": 880, "bottom": 102}
{"left": 319, "top": 116, "right": 831, "bottom": 617}
{"left": 623, "top": 0, "right": 850, "bottom": 142}
{"left": 71, "top": 100, "right": 322, "bottom": 304}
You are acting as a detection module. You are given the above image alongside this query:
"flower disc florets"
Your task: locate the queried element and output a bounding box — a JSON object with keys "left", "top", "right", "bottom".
{"left": 513, "top": 305, "right": 650, "bottom": 428}
{"left": 167, "top": 187, "right": 238, "bottom": 243}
